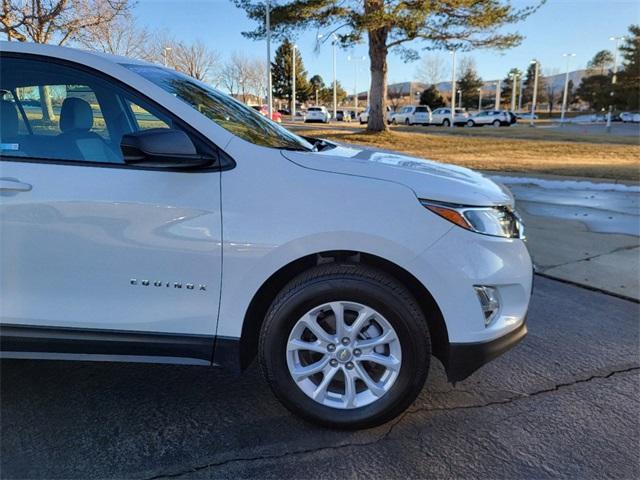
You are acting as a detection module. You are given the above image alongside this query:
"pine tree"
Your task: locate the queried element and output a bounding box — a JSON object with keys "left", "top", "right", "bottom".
{"left": 500, "top": 68, "right": 522, "bottom": 109}
{"left": 521, "top": 60, "right": 547, "bottom": 106}
{"left": 234, "top": 0, "right": 542, "bottom": 132}
{"left": 419, "top": 85, "right": 445, "bottom": 108}
{"left": 615, "top": 25, "right": 640, "bottom": 110}
{"left": 457, "top": 58, "right": 483, "bottom": 109}
{"left": 271, "top": 38, "right": 312, "bottom": 105}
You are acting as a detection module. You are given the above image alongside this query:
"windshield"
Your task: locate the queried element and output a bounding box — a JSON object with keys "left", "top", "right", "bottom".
{"left": 308, "top": 107, "right": 322, "bottom": 111}
{"left": 123, "top": 64, "right": 313, "bottom": 151}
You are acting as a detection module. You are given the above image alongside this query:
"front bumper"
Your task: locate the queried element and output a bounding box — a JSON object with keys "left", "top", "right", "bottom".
{"left": 444, "top": 320, "right": 527, "bottom": 382}
{"left": 406, "top": 221, "right": 533, "bottom": 380}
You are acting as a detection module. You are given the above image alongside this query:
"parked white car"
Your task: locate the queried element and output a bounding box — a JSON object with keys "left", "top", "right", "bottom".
{"left": 0, "top": 42, "right": 532, "bottom": 429}
{"left": 358, "top": 106, "right": 393, "bottom": 125}
{"left": 391, "top": 105, "right": 432, "bottom": 126}
{"left": 430, "top": 107, "right": 470, "bottom": 126}
{"left": 620, "top": 112, "right": 640, "bottom": 123}
{"left": 304, "top": 106, "right": 331, "bottom": 123}
{"left": 467, "top": 110, "right": 511, "bottom": 127}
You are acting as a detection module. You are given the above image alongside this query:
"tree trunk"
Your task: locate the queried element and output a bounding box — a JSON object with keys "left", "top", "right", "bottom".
{"left": 38, "top": 85, "right": 55, "bottom": 124}
{"left": 365, "top": 0, "right": 388, "bottom": 132}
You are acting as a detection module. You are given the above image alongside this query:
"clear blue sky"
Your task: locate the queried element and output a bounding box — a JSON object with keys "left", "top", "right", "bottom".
{"left": 135, "top": 0, "right": 639, "bottom": 91}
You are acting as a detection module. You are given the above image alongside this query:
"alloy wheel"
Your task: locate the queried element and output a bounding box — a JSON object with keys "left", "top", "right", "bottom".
{"left": 286, "top": 301, "right": 402, "bottom": 409}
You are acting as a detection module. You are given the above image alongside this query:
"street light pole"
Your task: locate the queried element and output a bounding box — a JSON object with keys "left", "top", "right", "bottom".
{"left": 495, "top": 79, "right": 501, "bottom": 109}
{"left": 450, "top": 49, "right": 456, "bottom": 128}
{"left": 266, "top": 0, "right": 273, "bottom": 119}
{"left": 477, "top": 87, "right": 482, "bottom": 111}
{"left": 162, "top": 47, "right": 172, "bottom": 67}
{"left": 291, "top": 44, "right": 296, "bottom": 119}
{"left": 332, "top": 36, "right": 337, "bottom": 120}
{"left": 560, "top": 53, "right": 575, "bottom": 124}
{"left": 348, "top": 55, "right": 366, "bottom": 111}
{"left": 530, "top": 59, "right": 539, "bottom": 127}
{"left": 606, "top": 36, "right": 624, "bottom": 131}
{"left": 457, "top": 89, "right": 462, "bottom": 106}
{"left": 510, "top": 73, "right": 518, "bottom": 112}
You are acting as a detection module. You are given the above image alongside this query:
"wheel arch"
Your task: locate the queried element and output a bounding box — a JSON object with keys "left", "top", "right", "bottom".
{"left": 238, "top": 250, "right": 450, "bottom": 371}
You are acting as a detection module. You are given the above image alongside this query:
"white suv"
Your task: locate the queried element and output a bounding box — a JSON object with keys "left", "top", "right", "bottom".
{"left": 467, "top": 110, "right": 511, "bottom": 127}
{"left": 391, "top": 105, "right": 432, "bottom": 126}
{"left": 0, "top": 42, "right": 532, "bottom": 429}
{"left": 430, "top": 107, "right": 469, "bottom": 126}
{"left": 358, "top": 106, "right": 393, "bottom": 125}
{"left": 304, "top": 106, "right": 330, "bottom": 123}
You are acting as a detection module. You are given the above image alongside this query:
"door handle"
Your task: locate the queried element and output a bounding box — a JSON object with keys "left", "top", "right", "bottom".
{"left": 0, "top": 178, "right": 33, "bottom": 193}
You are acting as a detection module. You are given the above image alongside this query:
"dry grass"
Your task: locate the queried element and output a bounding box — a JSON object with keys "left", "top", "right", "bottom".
{"left": 396, "top": 123, "right": 640, "bottom": 145}
{"left": 291, "top": 127, "right": 640, "bottom": 182}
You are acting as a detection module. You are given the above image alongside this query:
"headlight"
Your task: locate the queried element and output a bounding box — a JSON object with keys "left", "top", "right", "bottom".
{"left": 420, "top": 200, "right": 525, "bottom": 239}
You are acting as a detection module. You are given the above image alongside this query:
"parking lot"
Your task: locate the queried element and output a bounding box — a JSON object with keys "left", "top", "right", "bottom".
{"left": 1, "top": 276, "right": 638, "bottom": 479}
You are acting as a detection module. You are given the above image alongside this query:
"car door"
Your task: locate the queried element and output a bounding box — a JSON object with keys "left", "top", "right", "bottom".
{"left": 0, "top": 55, "right": 222, "bottom": 362}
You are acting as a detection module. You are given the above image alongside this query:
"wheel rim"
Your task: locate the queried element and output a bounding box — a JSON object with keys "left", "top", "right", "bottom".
{"left": 286, "top": 301, "right": 402, "bottom": 410}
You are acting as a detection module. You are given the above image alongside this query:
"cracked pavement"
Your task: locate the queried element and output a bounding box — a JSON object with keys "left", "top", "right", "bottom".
{"left": 1, "top": 276, "right": 639, "bottom": 479}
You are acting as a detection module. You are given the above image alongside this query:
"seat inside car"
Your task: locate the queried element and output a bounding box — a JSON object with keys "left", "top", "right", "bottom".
{"left": 57, "top": 97, "right": 121, "bottom": 163}
{"left": 1, "top": 99, "right": 19, "bottom": 146}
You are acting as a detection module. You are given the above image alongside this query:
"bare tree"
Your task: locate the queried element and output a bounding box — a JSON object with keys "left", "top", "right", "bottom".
{"left": 1, "top": 0, "right": 130, "bottom": 45}
{"left": 1, "top": 0, "right": 130, "bottom": 122}
{"left": 247, "top": 58, "right": 267, "bottom": 102}
{"left": 76, "top": 13, "right": 153, "bottom": 61}
{"left": 171, "top": 40, "right": 221, "bottom": 84}
{"left": 220, "top": 59, "right": 240, "bottom": 97}
{"left": 415, "top": 54, "right": 448, "bottom": 86}
{"left": 387, "top": 83, "right": 403, "bottom": 110}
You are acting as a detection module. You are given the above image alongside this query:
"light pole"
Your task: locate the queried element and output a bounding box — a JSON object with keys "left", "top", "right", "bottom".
{"left": 529, "top": 59, "right": 539, "bottom": 127}
{"left": 266, "top": 0, "right": 273, "bottom": 119}
{"left": 162, "top": 47, "right": 172, "bottom": 67}
{"left": 495, "top": 79, "right": 501, "bottom": 109}
{"left": 477, "top": 87, "right": 482, "bottom": 112}
{"left": 457, "top": 89, "right": 462, "bottom": 107}
{"left": 450, "top": 49, "right": 456, "bottom": 128}
{"left": 348, "top": 55, "right": 366, "bottom": 111}
{"left": 332, "top": 35, "right": 337, "bottom": 120}
{"left": 291, "top": 44, "right": 296, "bottom": 119}
{"left": 517, "top": 75, "right": 524, "bottom": 111}
{"left": 560, "top": 53, "right": 576, "bottom": 124}
{"left": 318, "top": 33, "right": 338, "bottom": 119}
{"left": 606, "top": 36, "right": 625, "bottom": 131}
{"left": 509, "top": 72, "right": 518, "bottom": 112}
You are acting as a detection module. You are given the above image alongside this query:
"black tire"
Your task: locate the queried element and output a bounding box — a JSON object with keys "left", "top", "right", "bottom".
{"left": 466, "top": 120, "right": 475, "bottom": 127}
{"left": 405, "top": 118, "right": 410, "bottom": 126}
{"left": 391, "top": 118, "right": 397, "bottom": 125}
{"left": 442, "top": 119, "right": 450, "bottom": 127}
{"left": 492, "top": 119, "right": 501, "bottom": 127}
{"left": 259, "top": 263, "right": 431, "bottom": 429}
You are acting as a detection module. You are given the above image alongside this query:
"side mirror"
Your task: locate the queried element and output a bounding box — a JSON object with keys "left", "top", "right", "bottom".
{"left": 120, "top": 128, "right": 215, "bottom": 168}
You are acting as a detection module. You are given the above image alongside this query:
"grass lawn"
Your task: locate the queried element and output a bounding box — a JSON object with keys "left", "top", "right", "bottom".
{"left": 290, "top": 126, "right": 640, "bottom": 182}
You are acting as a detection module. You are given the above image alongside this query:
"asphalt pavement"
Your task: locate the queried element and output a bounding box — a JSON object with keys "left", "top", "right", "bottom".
{"left": 1, "top": 277, "right": 638, "bottom": 479}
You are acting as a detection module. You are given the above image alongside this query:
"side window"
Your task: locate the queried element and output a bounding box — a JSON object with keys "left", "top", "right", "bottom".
{"left": 128, "top": 100, "right": 172, "bottom": 131}
{"left": 0, "top": 56, "right": 201, "bottom": 166}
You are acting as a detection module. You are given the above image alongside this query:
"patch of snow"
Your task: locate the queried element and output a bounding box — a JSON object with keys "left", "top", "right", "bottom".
{"left": 491, "top": 175, "right": 640, "bottom": 193}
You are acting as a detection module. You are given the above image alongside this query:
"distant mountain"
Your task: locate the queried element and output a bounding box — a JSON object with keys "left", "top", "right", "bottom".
{"left": 352, "top": 70, "right": 588, "bottom": 98}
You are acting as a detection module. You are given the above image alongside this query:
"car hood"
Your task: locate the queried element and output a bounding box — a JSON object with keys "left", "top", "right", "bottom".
{"left": 281, "top": 144, "right": 513, "bottom": 207}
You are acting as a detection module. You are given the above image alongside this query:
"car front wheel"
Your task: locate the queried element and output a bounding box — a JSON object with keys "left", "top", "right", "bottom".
{"left": 466, "top": 120, "right": 475, "bottom": 127}
{"left": 442, "top": 119, "right": 450, "bottom": 127}
{"left": 492, "top": 119, "right": 501, "bottom": 127}
{"left": 260, "top": 263, "right": 431, "bottom": 429}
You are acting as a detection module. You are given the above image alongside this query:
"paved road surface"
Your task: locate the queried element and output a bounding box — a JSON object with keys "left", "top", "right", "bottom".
{"left": 1, "top": 277, "right": 638, "bottom": 479}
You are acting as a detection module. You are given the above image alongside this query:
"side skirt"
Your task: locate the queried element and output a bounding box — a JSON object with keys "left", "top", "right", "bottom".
{"left": 0, "top": 324, "right": 219, "bottom": 366}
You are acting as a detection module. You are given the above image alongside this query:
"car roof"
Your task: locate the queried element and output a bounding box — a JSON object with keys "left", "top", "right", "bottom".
{"left": 0, "top": 40, "right": 153, "bottom": 67}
